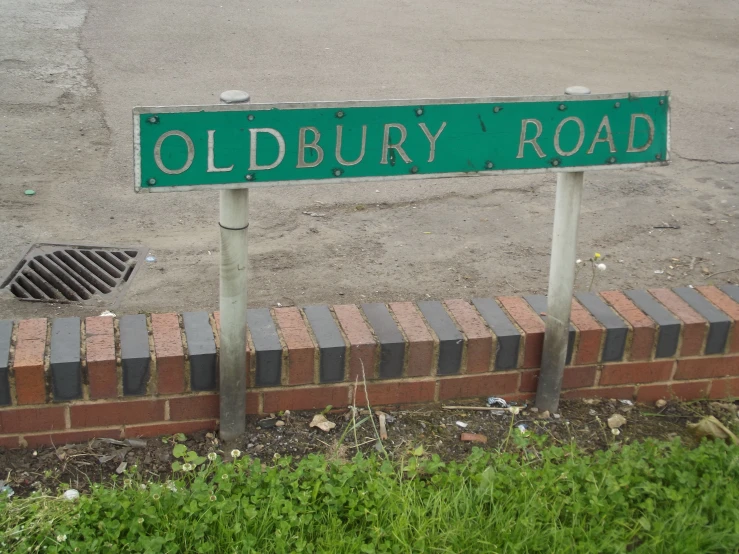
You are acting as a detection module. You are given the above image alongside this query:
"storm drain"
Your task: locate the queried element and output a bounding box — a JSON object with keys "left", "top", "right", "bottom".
{"left": 1, "top": 243, "right": 145, "bottom": 305}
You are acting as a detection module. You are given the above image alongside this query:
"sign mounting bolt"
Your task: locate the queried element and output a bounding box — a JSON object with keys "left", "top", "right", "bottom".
{"left": 336, "top": 111, "right": 344, "bottom": 118}
{"left": 147, "top": 116, "right": 159, "bottom": 124}
{"left": 608, "top": 157, "right": 616, "bottom": 164}
{"left": 485, "top": 161, "right": 494, "bottom": 169}
{"left": 410, "top": 166, "right": 419, "bottom": 174}
{"left": 558, "top": 104, "right": 567, "bottom": 111}
{"left": 655, "top": 153, "right": 662, "bottom": 160}
{"left": 551, "top": 159, "right": 560, "bottom": 167}
{"left": 659, "top": 99, "right": 665, "bottom": 105}
{"left": 493, "top": 106, "right": 502, "bottom": 113}
{"left": 415, "top": 108, "right": 424, "bottom": 116}
{"left": 147, "top": 178, "right": 156, "bottom": 186}
{"left": 247, "top": 114, "right": 255, "bottom": 121}
{"left": 614, "top": 102, "right": 621, "bottom": 108}
{"left": 245, "top": 174, "right": 255, "bottom": 181}
{"left": 333, "top": 168, "right": 343, "bottom": 177}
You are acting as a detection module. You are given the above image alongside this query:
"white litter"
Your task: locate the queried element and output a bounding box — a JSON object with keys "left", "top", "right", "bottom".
{"left": 455, "top": 421, "right": 468, "bottom": 428}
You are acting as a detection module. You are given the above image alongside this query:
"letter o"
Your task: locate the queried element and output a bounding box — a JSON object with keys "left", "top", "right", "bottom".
{"left": 154, "top": 130, "right": 195, "bottom": 175}
{"left": 554, "top": 117, "right": 585, "bottom": 157}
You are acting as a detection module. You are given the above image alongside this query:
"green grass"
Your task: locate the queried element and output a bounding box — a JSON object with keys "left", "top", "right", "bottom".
{"left": 2, "top": 437, "right": 738, "bottom": 553}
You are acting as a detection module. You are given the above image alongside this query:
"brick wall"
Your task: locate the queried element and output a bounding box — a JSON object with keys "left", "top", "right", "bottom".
{"left": 1, "top": 284, "right": 739, "bottom": 448}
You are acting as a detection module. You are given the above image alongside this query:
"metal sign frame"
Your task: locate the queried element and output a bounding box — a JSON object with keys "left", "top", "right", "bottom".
{"left": 133, "top": 91, "right": 670, "bottom": 193}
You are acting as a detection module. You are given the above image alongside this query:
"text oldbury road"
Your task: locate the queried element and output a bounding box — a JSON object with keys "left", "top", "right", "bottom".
{"left": 133, "top": 92, "right": 670, "bottom": 192}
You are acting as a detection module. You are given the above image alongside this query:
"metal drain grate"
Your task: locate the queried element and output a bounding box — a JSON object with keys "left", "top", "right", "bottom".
{"left": 1, "top": 244, "right": 145, "bottom": 305}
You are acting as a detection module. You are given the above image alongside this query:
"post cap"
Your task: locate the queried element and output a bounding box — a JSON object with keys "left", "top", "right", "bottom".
{"left": 564, "top": 86, "right": 591, "bottom": 96}
{"left": 220, "top": 90, "right": 250, "bottom": 104}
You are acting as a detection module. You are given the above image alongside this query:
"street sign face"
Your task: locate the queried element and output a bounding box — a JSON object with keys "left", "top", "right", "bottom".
{"left": 133, "top": 92, "right": 669, "bottom": 192}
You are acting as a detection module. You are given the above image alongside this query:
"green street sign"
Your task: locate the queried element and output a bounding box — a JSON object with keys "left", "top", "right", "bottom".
{"left": 133, "top": 92, "right": 669, "bottom": 192}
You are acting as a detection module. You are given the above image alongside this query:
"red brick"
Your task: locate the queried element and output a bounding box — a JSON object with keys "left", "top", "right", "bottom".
{"left": 498, "top": 297, "right": 544, "bottom": 368}
{"left": 519, "top": 366, "right": 596, "bottom": 392}
{"left": 439, "top": 372, "right": 518, "bottom": 401}
{"left": 649, "top": 289, "right": 707, "bottom": 356}
{"left": 562, "top": 386, "right": 635, "bottom": 400}
{"left": 570, "top": 300, "right": 604, "bottom": 365}
{"left": 169, "top": 394, "right": 218, "bottom": 421}
{"left": 696, "top": 286, "right": 739, "bottom": 354}
{"left": 356, "top": 380, "right": 435, "bottom": 406}
{"left": 262, "top": 385, "right": 349, "bottom": 413}
{"left": 13, "top": 318, "right": 48, "bottom": 405}
{"left": 675, "top": 356, "right": 739, "bottom": 380}
{"left": 85, "top": 316, "right": 117, "bottom": 399}
{"left": 23, "top": 428, "right": 122, "bottom": 448}
{"left": 1, "top": 406, "right": 65, "bottom": 434}
{"left": 389, "top": 302, "right": 434, "bottom": 377}
{"left": 70, "top": 399, "right": 165, "bottom": 428}
{"left": 636, "top": 384, "right": 670, "bottom": 403}
{"left": 600, "top": 361, "right": 673, "bottom": 385}
{"left": 460, "top": 432, "right": 488, "bottom": 444}
{"left": 274, "top": 307, "right": 316, "bottom": 385}
{"left": 0, "top": 436, "right": 19, "bottom": 448}
{"left": 600, "top": 291, "right": 655, "bottom": 361}
{"left": 333, "top": 305, "right": 377, "bottom": 381}
{"left": 151, "top": 313, "right": 185, "bottom": 394}
{"left": 671, "top": 381, "right": 710, "bottom": 401}
{"left": 125, "top": 419, "right": 217, "bottom": 439}
{"left": 709, "top": 377, "right": 739, "bottom": 399}
{"left": 444, "top": 299, "right": 493, "bottom": 373}
{"left": 213, "top": 311, "right": 252, "bottom": 375}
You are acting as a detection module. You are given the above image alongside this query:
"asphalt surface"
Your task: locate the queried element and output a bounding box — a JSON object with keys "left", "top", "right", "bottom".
{"left": 1, "top": 0, "right": 737, "bottom": 319}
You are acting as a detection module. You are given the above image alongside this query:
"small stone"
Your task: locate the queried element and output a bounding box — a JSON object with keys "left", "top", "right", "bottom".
{"left": 529, "top": 407, "right": 539, "bottom": 413}
{"left": 655, "top": 399, "right": 667, "bottom": 408}
{"left": 608, "top": 414, "right": 627, "bottom": 429}
{"left": 460, "top": 432, "right": 487, "bottom": 444}
{"left": 553, "top": 413, "right": 561, "bottom": 419}
{"left": 539, "top": 410, "right": 550, "bottom": 419}
{"left": 62, "top": 489, "right": 80, "bottom": 501}
{"left": 275, "top": 420, "right": 285, "bottom": 427}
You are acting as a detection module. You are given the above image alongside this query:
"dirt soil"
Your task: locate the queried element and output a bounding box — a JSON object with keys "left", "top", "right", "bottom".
{"left": 2, "top": 398, "right": 738, "bottom": 498}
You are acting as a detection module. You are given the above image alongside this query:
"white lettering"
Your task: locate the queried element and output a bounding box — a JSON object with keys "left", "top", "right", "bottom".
{"left": 516, "top": 119, "right": 545, "bottom": 159}
{"left": 587, "top": 116, "right": 616, "bottom": 154}
{"left": 553, "top": 117, "right": 585, "bottom": 157}
{"left": 627, "top": 113, "right": 655, "bottom": 153}
{"left": 380, "top": 123, "right": 412, "bottom": 164}
{"left": 335, "top": 125, "right": 367, "bottom": 166}
{"left": 296, "top": 127, "right": 324, "bottom": 168}
{"left": 154, "top": 130, "right": 195, "bottom": 175}
{"left": 418, "top": 122, "right": 447, "bottom": 163}
{"left": 249, "top": 128, "right": 286, "bottom": 171}
{"left": 207, "top": 130, "right": 233, "bottom": 173}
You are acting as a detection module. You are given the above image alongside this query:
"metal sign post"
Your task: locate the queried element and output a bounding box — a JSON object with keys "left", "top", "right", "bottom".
{"left": 218, "top": 90, "right": 250, "bottom": 441}
{"left": 535, "top": 86, "right": 589, "bottom": 413}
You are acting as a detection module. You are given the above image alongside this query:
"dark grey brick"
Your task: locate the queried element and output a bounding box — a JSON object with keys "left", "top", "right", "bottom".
{"left": 471, "top": 298, "right": 520, "bottom": 370}
{"left": 361, "top": 303, "right": 404, "bottom": 379}
{"left": 417, "top": 301, "right": 463, "bottom": 375}
{"left": 575, "top": 292, "right": 628, "bottom": 362}
{"left": 625, "top": 290, "right": 679, "bottom": 358}
{"left": 50, "top": 317, "right": 82, "bottom": 401}
{"left": 183, "top": 312, "right": 217, "bottom": 391}
{"left": 524, "top": 295, "right": 575, "bottom": 365}
{"left": 720, "top": 284, "right": 739, "bottom": 304}
{"left": 0, "top": 320, "right": 12, "bottom": 406}
{"left": 303, "top": 306, "right": 346, "bottom": 383}
{"left": 247, "top": 309, "right": 283, "bottom": 386}
{"left": 120, "top": 314, "right": 150, "bottom": 395}
{"left": 673, "top": 287, "right": 731, "bottom": 355}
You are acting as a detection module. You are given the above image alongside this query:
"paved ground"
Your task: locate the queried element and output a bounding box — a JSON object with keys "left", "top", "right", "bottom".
{"left": 1, "top": 0, "right": 738, "bottom": 319}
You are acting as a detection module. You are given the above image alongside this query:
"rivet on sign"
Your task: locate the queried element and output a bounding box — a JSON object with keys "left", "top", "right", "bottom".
{"left": 410, "top": 166, "right": 419, "bottom": 174}
{"left": 247, "top": 114, "right": 255, "bottom": 121}
{"left": 147, "top": 178, "right": 156, "bottom": 186}
{"left": 655, "top": 153, "right": 662, "bottom": 160}
{"left": 415, "top": 108, "right": 424, "bottom": 116}
{"left": 558, "top": 104, "right": 566, "bottom": 111}
{"left": 608, "top": 157, "right": 616, "bottom": 164}
{"left": 333, "top": 168, "right": 343, "bottom": 177}
{"left": 493, "top": 106, "right": 502, "bottom": 113}
{"left": 336, "top": 111, "right": 344, "bottom": 119}
{"left": 485, "top": 161, "right": 494, "bottom": 169}
{"left": 659, "top": 99, "right": 665, "bottom": 105}
{"left": 614, "top": 102, "right": 621, "bottom": 108}
{"left": 551, "top": 159, "right": 560, "bottom": 167}
{"left": 147, "top": 116, "right": 159, "bottom": 124}
{"left": 245, "top": 174, "right": 255, "bottom": 181}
